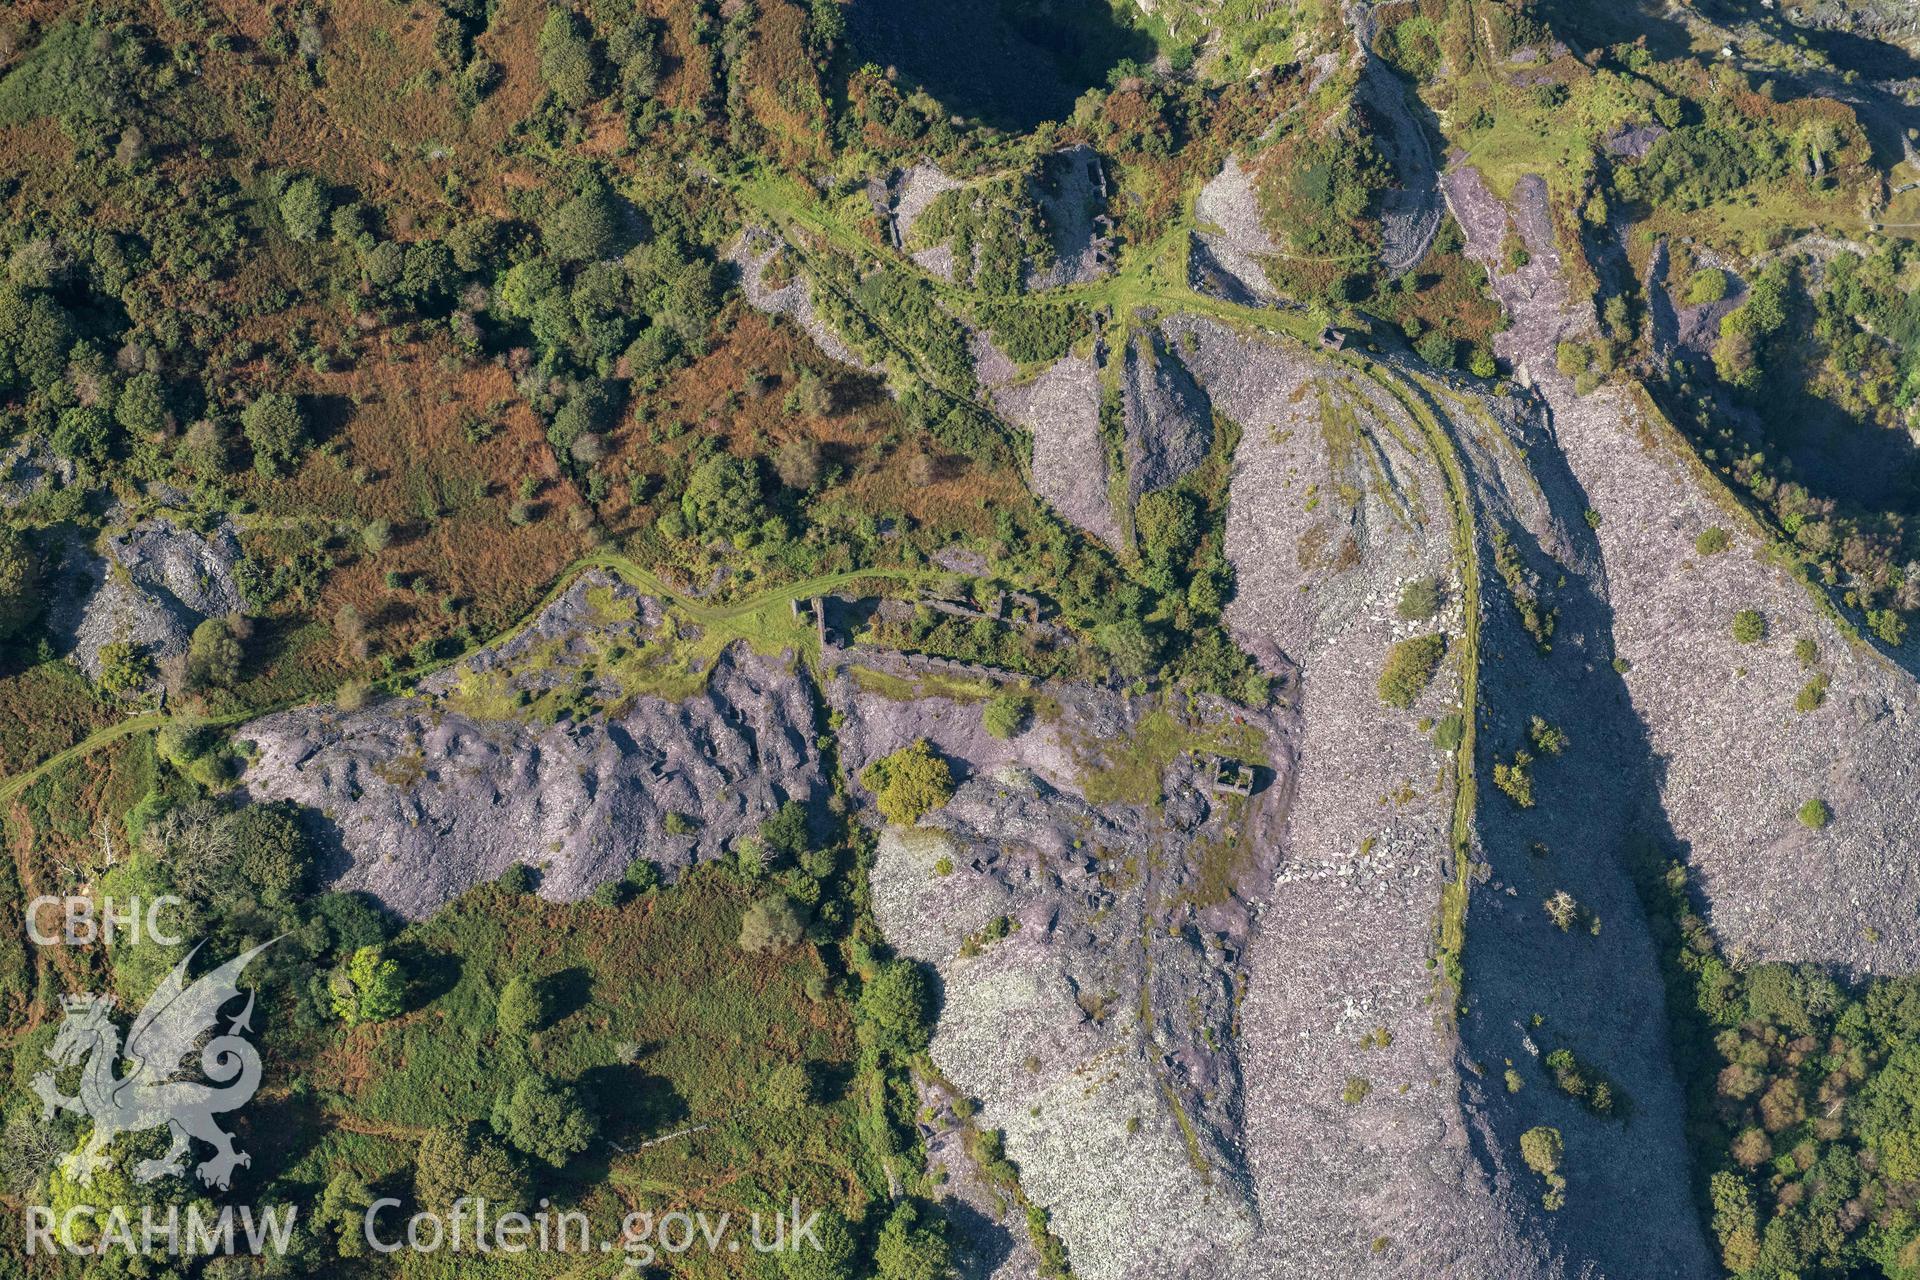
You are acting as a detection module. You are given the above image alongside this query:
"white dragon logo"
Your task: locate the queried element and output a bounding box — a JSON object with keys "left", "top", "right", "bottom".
{"left": 31, "top": 940, "right": 276, "bottom": 1191}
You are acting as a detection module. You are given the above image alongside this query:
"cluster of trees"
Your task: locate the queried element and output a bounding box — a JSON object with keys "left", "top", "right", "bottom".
{"left": 1664, "top": 249, "right": 1916, "bottom": 648}
{"left": 1646, "top": 856, "right": 1920, "bottom": 1276}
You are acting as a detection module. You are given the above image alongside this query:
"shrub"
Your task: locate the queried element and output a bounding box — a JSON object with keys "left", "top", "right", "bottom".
{"left": 1731, "top": 609, "right": 1767, "bottom": 644}
{"left": 361, "top": 519, "right": 392, "bottom": 553}
{"left": 1341, "top": 1076, "right": 1372, "bottom": 1104}
{"left": 622, "top": 859, "right": 660, "bottom": 894}
{"left": 52, "top": 406, "right": 112, "bottom": 462}
{"left": 982, "top": 693, "right": 1032, "bottom": 739}
{"left": 497, "top": 975, "right": 547, "bottom": 1040}
{"left": 1793, "top": 636, "right": 1818, "bottom": 667}
{"left": 1798, "top": 797, "right": 1830, "bottom": 829}
{"left": 1696, "top": 526, "right": 1731, "bottom": 555}
{"left": 1431, "top": 713, "right": 1465, "bottom": 753}
{"left": 1545, "top": 1047, "right": 1625, "bottom": 1117}
{"left": 738, "top": 895, "right": 807, "bottom": 952}
{"left": 860, "top": 740, "right": 954, "bottom": 826}
{"left": 1685, "top": 268, "right": 1729, "bottom": 305}
{"left": 1519, "top": 1125, "right": 1567, "bottom": 1210}
{"left": 778, "top": 1207, "right": 857, "bottom": 1280}
{"left": 414, "top": 1127, "right": 526, "bottom": 1215}
{"left": 1795, "top": 673, "right": 1829, "bottom": 713}
{"left": 1493, "top": 751, "right": 1535, "bottom": 808}
{"left": 1396, "top": 577, "right": 1442, "bottom": 621}
{"left": 762, "top": 1060, "right": 812, "bottom": 1112}
{"left": 1527, "top": 716, "right": 1567, "bottom": 756}
{"left": 1378, "top": 634, "right": 1446, "bottom": 709}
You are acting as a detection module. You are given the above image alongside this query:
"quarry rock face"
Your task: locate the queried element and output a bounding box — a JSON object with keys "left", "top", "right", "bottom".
{"left": 238, "top": 572, "right": 824, "bottom": 919}
{"left": 49, "top": 516, "right": 244, "bottom": 681}
{"left": 1447, "top": 164, "right": 1920, "bottom": 979}
{"left": 836, "top": 653, "right": 1286, "bottom": 1280}
{"left": 1122, "top": 330, "right": 1213, "bottom": 497}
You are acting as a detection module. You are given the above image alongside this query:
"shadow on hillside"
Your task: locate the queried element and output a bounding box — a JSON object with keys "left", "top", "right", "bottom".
{"left": 1533, "top": 0, "right": 1693, "bottom": 60}
{"left": 1438, "top": 380, "right": 1720, "bottom": 1272}
{"left": 844, "top": 0, "right": 1156, "bottom": 131}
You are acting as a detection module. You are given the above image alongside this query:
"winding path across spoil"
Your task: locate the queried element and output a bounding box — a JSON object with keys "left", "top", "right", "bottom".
{"left": 0, "top": 555, "right": 930, "bottom": 808}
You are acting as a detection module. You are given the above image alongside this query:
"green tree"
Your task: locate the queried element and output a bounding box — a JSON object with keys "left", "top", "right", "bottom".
{"left": 1519, "top": 1125, "right": 1566, "bottom": 1209}
{"left": 332, "top": 945, "right": 406, "bottom": 1025}
{"left": 491, "top": 1075, "right": 598, "bottom": 1167}
{"left": 1731, "top": 609, "right": 1767, "bottom": 644}
{"left": 873, "top": 1200, "right": 951, "bottom": 1280}
{"left": 537, "top": 9, "right": 599, "bottom": 108}
{"left": 114, "top": 371, "right": 168, "bottom": 437}
{"left": 96, "top": 642, "right": 153, "bottom": 698}
{"left": 242, "top": 392, "right": 309, "bottom": 477}
{"left": 316, "top": 1171, "right": 375, "bottom": 1257}
{"left": 0, "top": 285, "right": 75, "bottom": 393}
{"left": 280, "top": 176, "right": 329, "bottom": 242}
{"left": 858, "top": 959, "right": 931, "bottom": 1055}
{"left": 859, "top": 740, "right": 954, "bottom": 827}
{"left": 543, "top": 183, "right": 626, "bottom": 262}
{"left": 0, "top": 525, "right": 38, "bottom": 639}
{"left": 1708, "top": 1170, "right": 1761, "bottom": 1273}
{"left": 680, "top": 453, "right": 764, "bottom": 537}
{"left": 759, "top": 799, "right": 810, "bottom": 864}
{"left": 187, "top": 617, "right": 243, "bottom": 688}
{"left": 224, "top": 803, "right": 312, "bottom": 910}
{"left": 1798, "top": 797, "right": 1831, "bottom": 829}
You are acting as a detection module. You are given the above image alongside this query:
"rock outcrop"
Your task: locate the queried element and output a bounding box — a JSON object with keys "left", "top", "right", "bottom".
{"left": 836, "top": 652, "right": 1286, "bottom": 1280}
{"left": 49, "top": 517, "right": 244, "bottom": 682}
{"left": 238, "top": 572, "right": 825, "bottom": 919}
